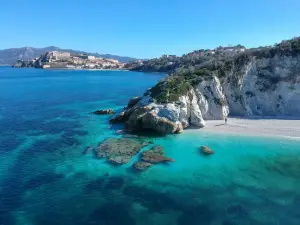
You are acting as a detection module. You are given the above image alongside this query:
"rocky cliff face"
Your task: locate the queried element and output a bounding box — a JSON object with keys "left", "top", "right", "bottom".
{"left": 112, "top": 52, "right": 300, "bottom": 135}
{"left": 223, "top": 55, "right": 300, "bottom": 117}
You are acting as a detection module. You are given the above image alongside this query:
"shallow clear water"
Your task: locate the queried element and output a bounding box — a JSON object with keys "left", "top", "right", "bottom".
{"left": 0, "top": 67, "right": 300, "bottom": 225}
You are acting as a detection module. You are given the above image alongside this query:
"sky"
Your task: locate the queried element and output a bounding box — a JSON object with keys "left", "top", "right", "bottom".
{"left": 1, "top": 0, "right": 300, "bottom": 58}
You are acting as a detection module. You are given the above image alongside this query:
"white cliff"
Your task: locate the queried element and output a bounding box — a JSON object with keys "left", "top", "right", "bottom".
{"left": 223, "top": 55, "right": 300, "bottom": 116}
{"left": 112, "top": 54, "right": 300, "bottom": 134}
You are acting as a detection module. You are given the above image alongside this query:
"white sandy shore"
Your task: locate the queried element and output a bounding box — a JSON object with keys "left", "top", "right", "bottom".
{"left": 186, "top": 117, "right": 300, "bottom": 139}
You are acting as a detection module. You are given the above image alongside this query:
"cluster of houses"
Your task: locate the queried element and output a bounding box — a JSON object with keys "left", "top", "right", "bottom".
{"left": 42, "top": 51, "right": 124, "bottom": 69}
{"left": 185, "top": 45, "right": 246, "bottom": 59}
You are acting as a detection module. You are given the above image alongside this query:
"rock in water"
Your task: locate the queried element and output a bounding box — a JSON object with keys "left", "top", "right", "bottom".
{"left": 95, "top": 138, "right": 142, "bottom": 164}
{"left": 93, "top": 109, "right": 115, "bottom": 115}
{"left": 133, "top": 161, "right": 153, "bottom": 171}
{"left": 142, "top": 146, "right": 174, "bottom": 163}
{"left": 141, "top": 141, "right": 150, "bottom": 147}
{"left": 200, "top": 146, "right": 214, "bottom": 155}
{"left": 83, "top": 146, "right": 93, "bottom": 155}
{"left": 116, "top": 130, "right": 125, "bottom": 134}
{"left": 123, "top": 134, "right": 139, "bottom": 138}
{"left": 133, "top": 145, "right": 174, "bottom": 171}
{"left": 110, "top": 111, "right": 126, "bottom": 123}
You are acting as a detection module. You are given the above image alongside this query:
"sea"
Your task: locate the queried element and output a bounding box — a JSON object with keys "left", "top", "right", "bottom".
{"left": 0, "top": 67, "right": 300, "bottom": 225}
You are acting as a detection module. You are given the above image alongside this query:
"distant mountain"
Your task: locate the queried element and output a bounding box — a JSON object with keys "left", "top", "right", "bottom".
{"left": 0, "top": 46, "right": 140, "bottom": 65}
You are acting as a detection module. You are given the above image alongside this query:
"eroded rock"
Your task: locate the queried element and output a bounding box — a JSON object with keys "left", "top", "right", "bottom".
{"left": 109, "top": 111, "right": 126, "bottom": 124}
{"left": 142, "top": 146, "right": 174, "bottom": 163}
{"left": 133, "top": 145, "right": 174, "bottom": 171}
{"left": 200, "top": 146, "right": 214, "bottom": 155}
{"left": 93, "top": 109, "right": 115, "bottom": 115}
{"left": 133, "top": 161, "right": 153, "bottom": 171}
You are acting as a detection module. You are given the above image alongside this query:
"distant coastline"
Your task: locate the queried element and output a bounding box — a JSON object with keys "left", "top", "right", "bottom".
{"left": 12, "top": 51, "right": 130, "bottom": 71}
{"left": 43, "top": 67, "right": 130, "bottom": 72}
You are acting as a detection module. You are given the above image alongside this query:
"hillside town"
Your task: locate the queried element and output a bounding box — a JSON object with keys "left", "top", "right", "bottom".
{"left": 13, "top": 51, "right": 125, "bottom": 69}
{"left": 124, "top": 45, "right": 248, "bottom": 72}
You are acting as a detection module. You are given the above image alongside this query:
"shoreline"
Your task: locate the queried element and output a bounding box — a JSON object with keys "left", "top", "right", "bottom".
{"left": 185, "top": 117, "right": 300, "bottom": 139}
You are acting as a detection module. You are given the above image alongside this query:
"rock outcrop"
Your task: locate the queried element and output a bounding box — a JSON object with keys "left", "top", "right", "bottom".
{"left": 111, "top": 38, "right": 300, "bottom": 135}
{"left": 200, "top": 146, "right": 214, "bottom": 155}
{"left": 95, "top": 138, "right": 142, "bottom": 164}
{"left": 141, "top": 145, "right": 174, "bottom": 163}
{"left": 133, "top": 145, "right": 174, "bottom": 171}
{"left": 133, "top": 161, "right": 152, "bottom": 171}
{"left": 109, "top": 111, "right": 126, "bottom": 124}
{"left": 93, "top": 109, "right": 115, "bottom": 115}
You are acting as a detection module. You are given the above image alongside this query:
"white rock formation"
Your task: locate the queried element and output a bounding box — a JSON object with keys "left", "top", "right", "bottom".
{"left": 118, "top": 54, "right": 300, "bottom": 134}
{"left": 194, "top": 76, "right": 229, "bottom": 120}
{"left": 223, "top": 55, "right": 300, "bottom": 116}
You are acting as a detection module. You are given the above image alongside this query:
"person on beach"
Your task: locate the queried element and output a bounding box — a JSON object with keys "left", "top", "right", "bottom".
{"left": 225, "top": 116, "right": 228, "bottom": 125}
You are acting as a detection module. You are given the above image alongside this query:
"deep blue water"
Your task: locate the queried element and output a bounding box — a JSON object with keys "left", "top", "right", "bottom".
{"left": 1, "top": 67, "right": 300, "bottom": 225}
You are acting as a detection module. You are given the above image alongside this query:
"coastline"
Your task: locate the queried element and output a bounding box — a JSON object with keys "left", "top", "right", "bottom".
{"left": 43, "top": 67, "right": 129, "bottom": 71}
{"left": 185, "top": 117, "right": 300, "bottom": 139}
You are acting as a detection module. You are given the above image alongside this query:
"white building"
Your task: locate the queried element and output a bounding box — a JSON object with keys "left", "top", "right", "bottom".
{"left": 79, "top": 55, "right": 96, "bottom": 60}
{"left": 50, "top": 51, "right": 71, "bottom": 60}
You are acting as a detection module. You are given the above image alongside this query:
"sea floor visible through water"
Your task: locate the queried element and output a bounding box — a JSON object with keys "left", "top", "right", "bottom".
{"left": 0, "top": 67, "right": 300, "bottom": 225}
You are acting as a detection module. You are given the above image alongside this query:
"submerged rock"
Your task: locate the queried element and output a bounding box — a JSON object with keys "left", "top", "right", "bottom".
{"left": 133, "top": 161, "right": 153, "bottom": 171}
{"left": 93, "top": 109, "right": 114, "bottom": 115}
{"left": 123, "top": 134, "right": 139, "bottom": 139}
{"left": 95, "top": 138, "right": 142, "bottom": 164}
{"left": 105, "top": 176, "right": 125, "bottom": 190}
{"left": 133, "top": 145, "right": 174, "bottom": 171}
{"left": 142, "top": 145, "right": 174, "bottom": 163}
{"left": 89, "top": 202, "right": 135, "bottom": 225}
{"left": 83, "top": 146, "right": 93, "bottom": 155}
{"left": 200, "top": 146, "right": 214, "bottom": 155}
{"left": 84, "top": 178, "right": 105, "bottom": 192}
{"left": 141, "top": 141, "right": 150, "bottom": 147}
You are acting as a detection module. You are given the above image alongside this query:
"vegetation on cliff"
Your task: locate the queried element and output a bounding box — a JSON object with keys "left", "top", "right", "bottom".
{"left": 144, "top": 37, "right": 300, "bottom": 103}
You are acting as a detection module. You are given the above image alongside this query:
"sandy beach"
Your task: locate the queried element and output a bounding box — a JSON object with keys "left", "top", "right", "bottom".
{"left": 187, "top": 117, "right": 300, "bottom": 139}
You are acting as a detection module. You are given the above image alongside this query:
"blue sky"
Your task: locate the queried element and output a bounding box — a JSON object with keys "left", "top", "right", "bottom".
{"left": 1, "top": 0, "right": 300, "bottom": 58}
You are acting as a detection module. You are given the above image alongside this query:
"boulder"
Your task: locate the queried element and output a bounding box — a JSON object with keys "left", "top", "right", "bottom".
{"left": 95, "top": 138, "right": 142, "bottom": 164}
{"left": 141, "top": 145, "right": 174, "bottom": 164}
{"left": 200, "top": 146, "right": 214, "bottom": 155}
{"left": 127, "top": 96, "right": 142, "bottom": 108}
{"left": 175, "top": 123, "right": 184, "bottom": 134}
{"left": 141, "top": 111, "right": 179, "bottom": 134}
{"left": 132, "top": 145, "right": 174, "bottom": 171}
{"left": 110, "top": 111, "right": 126, "bottom": 124}
{"left": 93, "top": 109, "right": 114, "bottom": 115}
{"left": 125, "top": 107, "right": 148, "bottom": 131}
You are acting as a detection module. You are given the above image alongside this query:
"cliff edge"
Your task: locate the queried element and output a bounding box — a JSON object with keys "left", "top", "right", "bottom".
{"left": 112, "top": 37, "right": 300, "bottom": 134}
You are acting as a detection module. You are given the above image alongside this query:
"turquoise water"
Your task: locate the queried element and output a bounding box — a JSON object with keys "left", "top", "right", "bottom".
{"left": 0, "top": 67, "right": 300, "bottom": 225}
